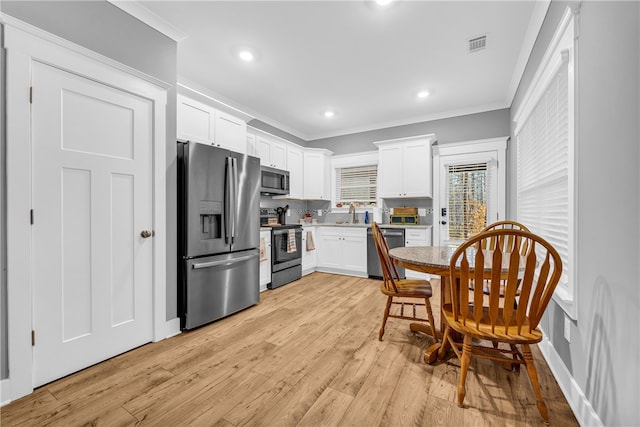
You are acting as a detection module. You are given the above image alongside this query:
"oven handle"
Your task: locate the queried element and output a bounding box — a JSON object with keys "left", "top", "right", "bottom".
{"left": 192, "top": 253, "right": 257, "bottom": 270}
{"left": 272, "top": 228, "right": 301, "bottom": 236}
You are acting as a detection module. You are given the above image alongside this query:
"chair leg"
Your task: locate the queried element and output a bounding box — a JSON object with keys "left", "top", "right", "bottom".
{"left": 510, "top": 344, "right": 520, "bottom": 372}
{"left": 379, "top": 296, "right": 393, "bottom": 341}
{"left": 424, "top": 297, "right": 438, "bottom": 343}
{"left": 522, "top": 344, "right": 549, "bottom": 424}
{"left": 438, "top": 325, "right": 451, "bottom": 359}
{"left": 456, "top": 334, "right": 473, "bottom": 407}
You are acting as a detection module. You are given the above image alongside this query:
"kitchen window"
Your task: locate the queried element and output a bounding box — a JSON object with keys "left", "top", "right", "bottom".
{"left": 335, "top": 165, "right": 378, "bottom": 207}
{"left": 513, "top": 6, "right": 577, "bottom": 318}
{"left": 331, "top": 151, "right": 379, "bottom": 210}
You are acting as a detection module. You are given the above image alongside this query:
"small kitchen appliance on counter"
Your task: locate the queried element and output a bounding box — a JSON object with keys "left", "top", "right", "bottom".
{"left": 390, "top": 207, "right": 419, "bottom": 225}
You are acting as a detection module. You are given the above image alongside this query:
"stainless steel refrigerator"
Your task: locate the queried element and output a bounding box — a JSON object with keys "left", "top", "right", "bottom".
{"left": 177, "top": 141, "right": 261, "bottom": 330}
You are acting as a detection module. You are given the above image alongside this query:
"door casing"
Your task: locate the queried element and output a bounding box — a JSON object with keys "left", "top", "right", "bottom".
{"left": 3, "top": 17, "right": 172, "bottom": 402}
{"left": 432, "top": 138, "right": 508, "bottom": 246}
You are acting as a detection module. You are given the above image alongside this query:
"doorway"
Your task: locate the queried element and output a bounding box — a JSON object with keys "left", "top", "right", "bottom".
{"left": 432, "top": 138, "right": 507, "bottom": 246}
{"left": 4, "top": 21, "right": 168, "bottom": 400}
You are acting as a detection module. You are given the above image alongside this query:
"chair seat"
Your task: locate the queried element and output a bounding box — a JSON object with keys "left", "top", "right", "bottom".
{"left": 381, "top": 279, "right": 433, "bottom": 298}
{"left": 442, "top": 303, "right": 543, "bottom": 344}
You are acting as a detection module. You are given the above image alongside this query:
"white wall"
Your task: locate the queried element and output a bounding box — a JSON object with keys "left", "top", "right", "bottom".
{"left": 509, "top": 2, "right": 640, "bottom": 425}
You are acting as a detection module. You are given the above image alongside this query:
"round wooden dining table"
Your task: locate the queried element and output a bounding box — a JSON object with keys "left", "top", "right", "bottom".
{"left": 388, "top": 246, "right": 459, "bottom": 363}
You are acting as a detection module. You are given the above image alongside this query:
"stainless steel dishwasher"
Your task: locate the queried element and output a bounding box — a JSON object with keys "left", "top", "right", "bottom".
{"left": 367, "top": 227, "right": 405, "bottom": 279}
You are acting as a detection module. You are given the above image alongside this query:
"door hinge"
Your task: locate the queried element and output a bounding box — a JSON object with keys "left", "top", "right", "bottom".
{"left": 30, "top": 209, "right": 34, "bottom": 225}
{"left": 29, "top": 86, "right": 33, "bottom": 104}
{"left": 32, "top": 330, "right": 35, "bottom": 346}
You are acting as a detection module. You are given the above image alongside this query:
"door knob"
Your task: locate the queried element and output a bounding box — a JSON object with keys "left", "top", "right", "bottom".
{"left": 140, "top": 230, "right": 154, "bottom": 238}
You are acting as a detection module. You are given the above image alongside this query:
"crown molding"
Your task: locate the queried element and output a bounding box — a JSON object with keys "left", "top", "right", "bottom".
{"left": 107, "top": 1, "right": 188, "bottom": 41}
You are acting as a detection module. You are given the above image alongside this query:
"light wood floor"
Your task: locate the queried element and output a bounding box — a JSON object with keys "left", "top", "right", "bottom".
{"left": 1, "top": 272, "right": 578, "bottom": 426}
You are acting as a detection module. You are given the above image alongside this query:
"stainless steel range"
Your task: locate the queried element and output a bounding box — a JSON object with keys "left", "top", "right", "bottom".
{"left": 260, "top": 208, "right": 302, "bottom": 289}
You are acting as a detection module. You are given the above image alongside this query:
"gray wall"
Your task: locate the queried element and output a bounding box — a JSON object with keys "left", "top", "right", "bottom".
{"left": 509, "top": 2, "right": 639, "bottom": 425}
{"left": 307, "top": 108, "right": 510, "bottom": 155}
{"left": 0, "top": 1, "right": 178, "bottom": 380}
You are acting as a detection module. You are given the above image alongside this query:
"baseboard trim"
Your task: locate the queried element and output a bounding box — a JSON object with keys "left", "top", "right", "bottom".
{"left": 538, "top": 336, "right": 603, "bottom": 427}
{"left": 1, "top": 378, "right": 12, "bottom": 407}
{"left": 155, "top": 318, "right": 181, "bottom": 342}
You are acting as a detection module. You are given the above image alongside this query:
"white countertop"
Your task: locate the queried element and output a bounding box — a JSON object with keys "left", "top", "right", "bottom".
{"left": 300, "top": 223, "right": 431, "bottom": 229}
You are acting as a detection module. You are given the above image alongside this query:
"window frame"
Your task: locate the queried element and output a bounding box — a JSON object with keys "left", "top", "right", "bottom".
{"left": 331, "top": 151, "right": 379, "bottom": 213}
{"left": 512, "top": 6, "right": 578, "bottom": 319}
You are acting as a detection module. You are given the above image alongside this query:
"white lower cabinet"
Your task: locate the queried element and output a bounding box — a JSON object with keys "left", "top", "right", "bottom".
{"left": 404, "top": 227, "right": 432, "bottom": 280}
{"left": 259, "top": 230, "right": 272, "bottom": 291}
{"left": 301, "top": 226, "right": 317, "bottom": 275}
{"left": 317, "top": 227, "right": 367, "bottom": 276}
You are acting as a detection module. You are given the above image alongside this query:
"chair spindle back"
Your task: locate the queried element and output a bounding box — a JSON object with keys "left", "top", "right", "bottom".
{"left": 450, "top": 229, "right": 562, "bottom": 335}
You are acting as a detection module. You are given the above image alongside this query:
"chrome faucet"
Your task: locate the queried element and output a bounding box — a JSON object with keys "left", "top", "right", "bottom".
{"left": 349, "top": 203, "right": 359, "bottom": 224}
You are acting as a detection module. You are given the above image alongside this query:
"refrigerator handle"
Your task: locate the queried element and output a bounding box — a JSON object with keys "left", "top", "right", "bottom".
{"left": 225, "top": 157, "right": 233, "bottom": 244}
{"left": 232, "top": 157, "right": 239, "bottom": 242}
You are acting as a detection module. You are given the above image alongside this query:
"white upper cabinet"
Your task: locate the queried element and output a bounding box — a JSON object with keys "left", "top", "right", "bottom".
{"left": 214, "top": 110, "right": 247, "bottom": 153}
{"left": 246, "top": 133, "right": 257, "bottom": 157}
{"left": 177, "top": 94, "right": 215, "bottom": 144}
{"left": 286, "top": 145, "right": 304, "bottom": 199}
{"left": 256, "top": 135, "right": 287, "bottom": 169}
{"left": 303, "top": 149, "right": 332, "bottom": 200}
{"left": 375, "top": 134, "right": 435, "bottom": 198}
{"left": 177, "top": 94, "right": 247, "bottom": 153}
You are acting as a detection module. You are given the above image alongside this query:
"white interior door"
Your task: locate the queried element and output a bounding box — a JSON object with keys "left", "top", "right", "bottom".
{"left": 435, "top": 150, "right": 504, "bottom": 246}
{"left": 31, "top": 61, "right": 154, "bottom": 386}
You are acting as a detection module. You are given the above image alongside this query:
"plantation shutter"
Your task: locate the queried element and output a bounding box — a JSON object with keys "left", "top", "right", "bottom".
{"left": 335, "top": 165, "right": 377, "bottom": 205}
{"left": 516, "top": 57, "right": 570, "bottom": 291}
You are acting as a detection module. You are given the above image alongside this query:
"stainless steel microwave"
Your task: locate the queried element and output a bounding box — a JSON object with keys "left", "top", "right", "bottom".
{"left": 260, "top": 165, "right": 289, "bottom": 195}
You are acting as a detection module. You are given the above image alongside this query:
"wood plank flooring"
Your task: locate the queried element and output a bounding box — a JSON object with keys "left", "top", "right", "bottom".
{"left": 1, "top": 272, "right": 579, "bottom": 426}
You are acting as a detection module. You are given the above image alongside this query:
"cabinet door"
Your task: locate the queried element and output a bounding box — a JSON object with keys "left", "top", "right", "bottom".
{"left": 246, "top": 134, "right": 257, "bottom": 157}
{"left": 317, "top": 233, "right": 342, "bottom": 269}
{"left": 378, "top": 145, "right": 404, "bottom": 197}
{"left": 303, "top": 151, "right": 330, "bottom": 200}
{"left": 259, "top": 231, "right": 271, "bottom": 291}
{"left": 342, "top": 236, "right": 367, "bottom": 273}
{"left": 214, "top": 110, "right": 246, "bottom": 153}
{"left": 177, "top": 95, "right": 215, "bottom": 144}
{"left": 403, "top": 141, "right": 431, "bottom": 197}
{"left": 256, "top": 136, "right": 271, "bottom": 166}
{"left": 270, "top": 141, "right": 287, "bottom": 170}
{"left": 287, "top": 146, "right": 304, "bottom": 199}
{"left": 302, "top": 227, "right": 317, "bottom": 274}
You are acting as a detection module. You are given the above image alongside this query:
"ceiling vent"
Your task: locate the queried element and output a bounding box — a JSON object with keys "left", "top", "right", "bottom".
{"left": 468, "top": 35, "right": 487, "bottom": 53}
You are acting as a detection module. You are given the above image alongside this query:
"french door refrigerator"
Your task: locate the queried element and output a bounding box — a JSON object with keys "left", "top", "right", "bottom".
{"left": 178, "top": 141, "right": 261, "bottom": 330}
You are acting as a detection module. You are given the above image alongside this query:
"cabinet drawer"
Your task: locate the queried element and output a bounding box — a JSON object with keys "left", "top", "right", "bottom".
{"left": 405, "top": 228, "right": 428, "bottom": 241}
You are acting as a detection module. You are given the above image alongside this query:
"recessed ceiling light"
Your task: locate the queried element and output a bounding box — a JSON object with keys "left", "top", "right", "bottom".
{"left": 324, "top": 111, "right": 335, "bottom": 118}
{"left": 417, "top": 91, "right": 430, "bottom": 99}
{"left": 376, "top": 0, "right": 393, "bottom": 6}
{"left": 238, "top": 50, "right": 254, "bottom": 62}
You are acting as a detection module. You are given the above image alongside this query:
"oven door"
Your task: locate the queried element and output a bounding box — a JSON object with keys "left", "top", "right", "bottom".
{"left": 271, "top": 227, "right": 302, "bottom": 272}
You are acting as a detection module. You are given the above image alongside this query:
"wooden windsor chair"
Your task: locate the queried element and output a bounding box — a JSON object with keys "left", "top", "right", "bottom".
{"left": 371, "top": 222, "right": 438, "bottom": 343}
{"left": 439, "top": 229, "right": 562, "bottom": 424}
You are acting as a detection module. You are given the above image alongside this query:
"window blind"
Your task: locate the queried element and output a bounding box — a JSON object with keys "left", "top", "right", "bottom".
{"left": 335, "top": 165, "right": 377, "bottom": 205}
{"left": 517, "top": 58, "right": 570, "bottom": 292}
{"left": 448, "top": 162, "right": 488, "bottom": 240}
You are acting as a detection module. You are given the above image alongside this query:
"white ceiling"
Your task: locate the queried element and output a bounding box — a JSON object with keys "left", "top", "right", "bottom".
{"left": 117, "top": 1, "right": 549, "bottom": 141}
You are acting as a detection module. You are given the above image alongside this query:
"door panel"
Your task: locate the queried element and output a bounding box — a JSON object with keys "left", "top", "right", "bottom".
{"left": 185, "top": 143, "right": 229, "bottom": 257}
{"left": 229, "top": 152, "right": 260, "bottom": 253}
{"left": 184, "top": 250, "right": 259, "bottom": 329}
{"left": 32, "top": 61, "right": 153, "bottom": 387}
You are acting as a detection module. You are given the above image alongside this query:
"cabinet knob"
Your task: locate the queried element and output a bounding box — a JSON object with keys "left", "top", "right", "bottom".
{"left": 441, "top": 221, "right": 447, "bottom": 225}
